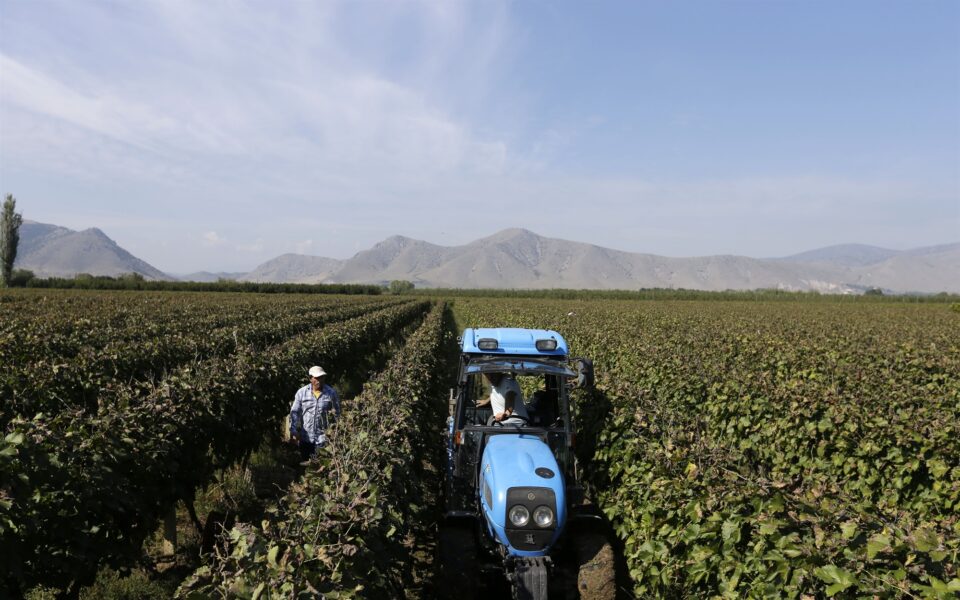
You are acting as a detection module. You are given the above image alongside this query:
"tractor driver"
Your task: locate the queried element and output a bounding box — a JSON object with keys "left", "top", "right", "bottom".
{"left": 477, "top": 372, "right": 529, "bottom": 425}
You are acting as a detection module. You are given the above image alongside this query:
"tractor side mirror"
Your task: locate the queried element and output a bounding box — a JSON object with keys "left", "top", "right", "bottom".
{"left": 573, "top": 357, "right": 594, "bottom": 389}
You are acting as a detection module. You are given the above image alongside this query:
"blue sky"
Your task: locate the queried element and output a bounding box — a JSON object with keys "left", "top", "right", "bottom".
{"left": 1, "top": 0, "right": 957, "bottom": 273}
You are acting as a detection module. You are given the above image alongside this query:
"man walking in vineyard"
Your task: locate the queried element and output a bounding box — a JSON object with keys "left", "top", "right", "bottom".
{"left": 289, "top": 365, "right": 341, "bottom": 461}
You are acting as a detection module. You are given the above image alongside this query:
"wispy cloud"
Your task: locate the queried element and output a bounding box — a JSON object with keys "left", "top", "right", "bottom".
{"left": 0, "top": 55, "right": 178, "bottom": 153}
{"left": 0, "top": 1, "right": 513, "bottom": 194}
{"left": 202, "top": 231, "right": 226, "bottom": 246}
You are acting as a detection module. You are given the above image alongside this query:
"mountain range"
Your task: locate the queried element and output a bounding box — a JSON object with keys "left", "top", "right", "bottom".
{"left": 14, "top": 221, "right": 960, "bottom": 294}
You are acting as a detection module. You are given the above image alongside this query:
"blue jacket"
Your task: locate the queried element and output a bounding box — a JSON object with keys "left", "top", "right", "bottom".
{"left": 290, "top": 383, "right": 341, "bottom": 444}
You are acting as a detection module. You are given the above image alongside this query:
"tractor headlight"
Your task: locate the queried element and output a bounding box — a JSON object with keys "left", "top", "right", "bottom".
{"left": 508, "top": 505, "right": 530, "bottom": 527}
{"left": 535, "top": 338, "right": 557, "bottom": 351}
{"left": 533, "top": 505, "right": 554, "bottom": 528}
{"left": 477, "top": 338, "right": 499, "bottom": 350}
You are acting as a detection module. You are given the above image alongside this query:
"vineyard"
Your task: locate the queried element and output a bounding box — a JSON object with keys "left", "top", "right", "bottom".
{"left": 1, "top": 289, "right": 958, "bottom": 598}
{"left": 453, "top": 298, "right": 960, "bottom": 598}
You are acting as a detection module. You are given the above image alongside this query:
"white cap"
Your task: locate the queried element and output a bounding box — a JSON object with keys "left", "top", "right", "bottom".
{"left": 308, "top": 366, "right": 327, "bottom": 378}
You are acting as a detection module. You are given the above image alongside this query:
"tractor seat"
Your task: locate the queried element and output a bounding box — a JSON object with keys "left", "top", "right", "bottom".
{"left": 526, "top": 390, "right": 557, "bottom": 426}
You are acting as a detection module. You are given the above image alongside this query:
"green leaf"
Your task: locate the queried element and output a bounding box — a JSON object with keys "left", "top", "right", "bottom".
{"left": 815, "top": 565, "right": 856, "bottom": 595}
{"left": 913, "top": 527, "right": 939, "bottom": 553}
{"left": 768, "top": 494, "right": 785, "bottom": 512}
{"left": 840, "top": 521, "right": 857, "bottom": 540}
{"left": 267, "top": 545, "right": 279, "bottom": 567}
{"left": 923, "top": 576, "right": 960, "bottom": 597}
{"left": 721, "top": 519, "right": 740, "bottom": 543}
{"left": 928, "top": 459, "right": 949, "bottom": 479}
{"left": 826, "top": 582, "right": 850, "bottom": 596}
{"left": 866, "top": 534, "right": 890, "bottom": 559}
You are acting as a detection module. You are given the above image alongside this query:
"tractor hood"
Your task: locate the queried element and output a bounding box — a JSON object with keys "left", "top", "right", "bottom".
{"left": 479, "top": 434, "right": 566, "bottom": 555}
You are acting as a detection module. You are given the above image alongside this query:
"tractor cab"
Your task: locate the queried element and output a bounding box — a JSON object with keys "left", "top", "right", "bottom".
{"left": 443, "top": 328, "right": 606, "bottom": 599}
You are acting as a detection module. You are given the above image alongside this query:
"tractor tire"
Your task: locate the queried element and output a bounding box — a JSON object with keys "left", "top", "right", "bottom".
{"left": 512, "top": 557, "right": 550, "bottom": 600}
{"left": 437, "top": 523, "right": 480, "bottom": 600}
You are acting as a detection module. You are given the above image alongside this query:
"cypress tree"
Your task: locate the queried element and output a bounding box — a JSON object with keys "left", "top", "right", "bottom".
{"left": 1, "top": 194, "right": 23, "bottom": 287}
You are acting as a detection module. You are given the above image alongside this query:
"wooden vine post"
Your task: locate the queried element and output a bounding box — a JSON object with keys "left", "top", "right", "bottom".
{"left": 162, "top": 506, "right": 177, "bottom": 556}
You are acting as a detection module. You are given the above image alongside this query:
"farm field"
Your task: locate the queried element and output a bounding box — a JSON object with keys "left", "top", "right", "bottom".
{"left": 454, "top": 297, "right": 959, "bottom": 598}
{"left": 1, "top": 289, "right": 958, "bottom": 598}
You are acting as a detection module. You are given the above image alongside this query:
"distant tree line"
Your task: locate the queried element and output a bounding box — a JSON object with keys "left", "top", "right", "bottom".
{"left": 8, "top": 272, "right": 383, "bottom": 295}
{"left": 407, "top": 286, "right": 960, "bottom": 303}
{"left": 4, "top": 271, "right": 956, "bottom": 303}
{"left": 4, "top": 273, "right": 957, "bottom": 303}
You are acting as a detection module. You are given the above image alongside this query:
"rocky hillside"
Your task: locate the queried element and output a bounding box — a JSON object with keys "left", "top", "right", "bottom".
{"left": 15, "top": 221, "right": 170, "bottom": 280}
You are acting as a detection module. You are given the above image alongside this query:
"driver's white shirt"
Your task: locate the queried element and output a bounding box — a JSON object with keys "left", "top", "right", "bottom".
{"left": 490, "top": 377, "right": 528, "bottom": 420}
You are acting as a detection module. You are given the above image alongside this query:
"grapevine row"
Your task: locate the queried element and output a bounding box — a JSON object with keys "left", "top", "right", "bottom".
{"left": 178, "top": 301, "right": 452, "bottom": 598}
{"left": 1, "top": 296, "right": 405, "bottom": 423}
{"left": 1, "top": 290, "right": 344, "bottom": 347}
{"left": 0, "top": 300, "right": 431, "bottom": 596}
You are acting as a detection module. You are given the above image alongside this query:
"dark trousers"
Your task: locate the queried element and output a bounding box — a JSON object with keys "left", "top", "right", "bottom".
{"left": 298, "top": 440, "right": 319, "bottom": 461}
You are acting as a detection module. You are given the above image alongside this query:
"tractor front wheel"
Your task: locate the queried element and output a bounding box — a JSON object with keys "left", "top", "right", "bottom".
{"left": 511, "top": 556, "right": 550, "bottom": 600}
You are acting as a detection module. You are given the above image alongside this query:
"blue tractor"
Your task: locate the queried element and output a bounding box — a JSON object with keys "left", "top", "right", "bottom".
{"left": 441, "top": 328, "right": 616, "bottom": 600}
